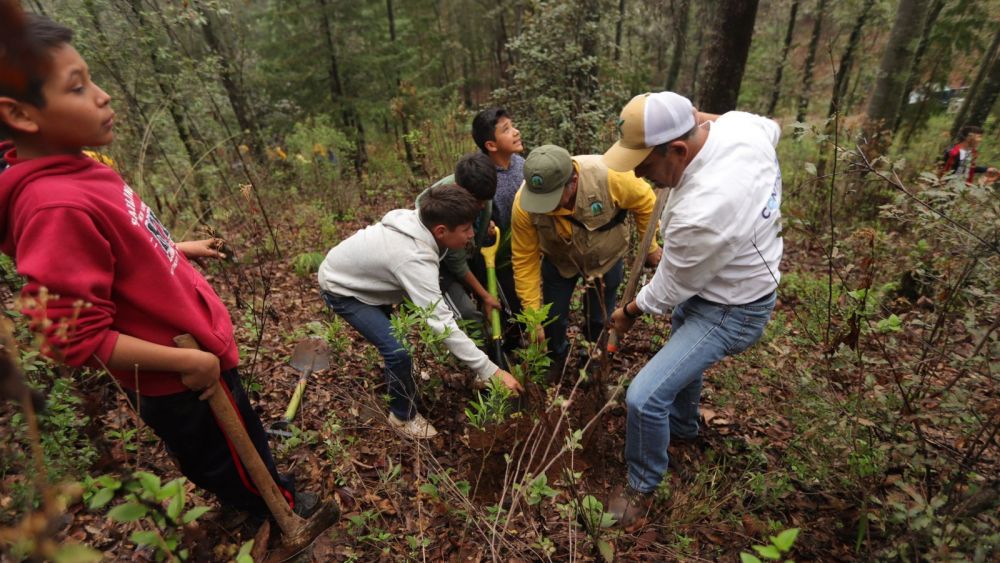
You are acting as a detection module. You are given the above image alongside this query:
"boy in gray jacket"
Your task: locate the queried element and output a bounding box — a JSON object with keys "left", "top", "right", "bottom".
{"left": 319, "top": 185, "right": 521, "bottom": 439}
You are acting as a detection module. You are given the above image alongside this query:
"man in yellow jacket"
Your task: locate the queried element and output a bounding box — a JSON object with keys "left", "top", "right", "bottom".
{"left": 511, "top": 144, "right": 661, "bottom": 371}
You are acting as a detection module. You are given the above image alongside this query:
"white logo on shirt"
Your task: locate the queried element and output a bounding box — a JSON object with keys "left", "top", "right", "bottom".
{"left": 123, "top": 184, "right": 179, "bottom": 274}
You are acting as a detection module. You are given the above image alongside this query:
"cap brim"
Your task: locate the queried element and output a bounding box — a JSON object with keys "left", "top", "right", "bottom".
{"left": 602, "top": 141, "right": 653, "bottom": 172}
{"left": 519, "top": 183, "right": 566, "bottom": 214}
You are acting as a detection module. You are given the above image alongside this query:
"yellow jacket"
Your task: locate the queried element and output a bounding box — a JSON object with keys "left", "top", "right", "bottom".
{"left": 511, "top": 159, "right": 659, "bottom": 311}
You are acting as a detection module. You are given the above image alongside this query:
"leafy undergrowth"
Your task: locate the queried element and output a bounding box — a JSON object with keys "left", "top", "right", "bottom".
{"left": 2, "top": 173, "right": 998, "bottom": 562}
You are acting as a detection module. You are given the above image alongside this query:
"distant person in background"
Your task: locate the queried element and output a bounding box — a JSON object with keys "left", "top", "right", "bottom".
{"left": 940, "top": 125, "right": 998, "bottom": 184}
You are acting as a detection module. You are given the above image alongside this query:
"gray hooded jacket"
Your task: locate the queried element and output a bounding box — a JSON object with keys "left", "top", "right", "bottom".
{"left": 318, "top": 209, "right": 498, "bottom": 379}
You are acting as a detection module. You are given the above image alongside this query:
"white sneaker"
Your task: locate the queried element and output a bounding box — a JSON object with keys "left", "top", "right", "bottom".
{"left": 388, "top": 413, "right": 438, "bottom": 439}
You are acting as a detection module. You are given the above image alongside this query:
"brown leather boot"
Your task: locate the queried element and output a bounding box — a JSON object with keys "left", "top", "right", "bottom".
{"left": 607, "top": 485, "right": 652, "bottom": 528}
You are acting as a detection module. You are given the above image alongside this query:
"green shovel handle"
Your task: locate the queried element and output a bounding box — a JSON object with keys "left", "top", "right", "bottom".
{"left": 283, "top": 372, "right": 309, "bottom": 422}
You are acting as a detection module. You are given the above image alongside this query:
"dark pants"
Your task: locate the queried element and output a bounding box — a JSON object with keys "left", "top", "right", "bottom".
{"left": 125, "top": 369, "right": 294, "bottom": 515}
{"left": 322, "top": 291, "right": 419, "bottom": 421}
{"left": 542, "top": 257, "right": 624, "bottom": 361}
{"left": 440, "top": 269, "right": 483, "bottom": 324}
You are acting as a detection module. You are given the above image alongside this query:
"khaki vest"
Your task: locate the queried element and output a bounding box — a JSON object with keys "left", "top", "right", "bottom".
{"left": 530, "top": 155, "right": 629, "bottom": 278}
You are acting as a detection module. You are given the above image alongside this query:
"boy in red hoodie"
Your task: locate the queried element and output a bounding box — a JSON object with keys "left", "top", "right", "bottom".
{"left": 0, "top": 10, "right": 298, "bottom": 518}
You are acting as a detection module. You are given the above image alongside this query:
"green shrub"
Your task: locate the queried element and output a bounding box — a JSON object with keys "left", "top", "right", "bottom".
{"left": 291, "top": 251, "right": 326, "bottom": 277}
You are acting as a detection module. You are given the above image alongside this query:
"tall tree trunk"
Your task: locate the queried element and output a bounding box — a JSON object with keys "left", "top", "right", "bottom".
{"left": 664, "top": 0, "right": 689, "bottom": 91}
{"left": 386, "top": 0, "right": 418, "bottom": 173}
{"left": 951, "top": 27, "right": 1000, "bottom": 139}
{"left": 892, "top": 0, "right": 945, "bottom": 133}
{"left": 84, "top": 0, "right": 174, "bottom": 215}
{"left": 695, "top": 0, "right": 760, "bottom": 113}
{"left": 573, "top": 0, "right": 603, "bottom": 153}
{"left": 614, "top": 0, "right": 625, "bottom": 61}
{"left": 862, "top": 0, "right": 930, "bottom": 158}
{"left": 461, "top": 51, "right": 474, "bottom": 108}
{"left": 495, "top": 6, "right": 512, "bottom": 82}
{"left": 199, "top": 13, "right": 263, "bottom": 162}
{"left": 128, "top": 0, "right": 204, "bottom": 213}
{"left": 431, "top": 1, "right": 453, "bottom": 86}
{"left": 795, "top": 0, "right": 828, "bottom": 125}
{"left": 965, "top": 42, "right": 1000, "bottom": 129}
{"left": 767, "top": 0, "right": 800, "bottom": 116}
{"left": 317, "top": 0, "right": 367, "bottom": 177}
{"left": 817, "top": 0, "right": 875, "bottom": 180}
{"left": 687, "top": 3, "right": 705, "bottom": 95}
{"left": 827, "top": 0, "right": 875, "bottom": 119}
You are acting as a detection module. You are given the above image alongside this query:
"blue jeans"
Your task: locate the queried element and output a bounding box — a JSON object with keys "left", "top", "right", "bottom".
{"left": 542, "top": 257, "right": 624, "bottom": 360}
{"left": 625, "top": 291, "right": 776, "bottom": 493}
{"left": 321, "top": 292, "right": 418, "bottom": 420}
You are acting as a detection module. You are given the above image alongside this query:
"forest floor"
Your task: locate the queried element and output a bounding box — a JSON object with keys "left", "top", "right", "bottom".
{"left": 2, "top": 182, "right": 997, "bottom": 562}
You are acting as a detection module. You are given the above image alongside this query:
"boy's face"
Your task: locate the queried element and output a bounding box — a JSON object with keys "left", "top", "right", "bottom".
{"left": 487, "top": 116, "right": 523, "bottom": 155}
{"left": 2, "top": 45, "right": 114, "bottom": 155}
{"left": 433, "top": 222, "right": 475, "bottom": 250}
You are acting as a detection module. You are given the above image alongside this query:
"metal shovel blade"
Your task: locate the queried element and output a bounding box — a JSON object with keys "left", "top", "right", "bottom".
{"left": 267, "top": 338, "right": 332, "bottom": 438}
{"left": 290, "top": 337, "right": 331, "bottom": 373}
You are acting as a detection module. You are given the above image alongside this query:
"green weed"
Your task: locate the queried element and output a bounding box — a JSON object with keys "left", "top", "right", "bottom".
{"left": 84, "top": 471, "right": 212, "bottom": 561}
{"left": 291, "top": 251, "right": 326, "bottom": 277}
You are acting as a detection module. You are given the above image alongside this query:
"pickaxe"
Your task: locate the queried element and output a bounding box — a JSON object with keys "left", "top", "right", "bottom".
{"left": 174, "top": 334, "right": 339, "bottom": 562}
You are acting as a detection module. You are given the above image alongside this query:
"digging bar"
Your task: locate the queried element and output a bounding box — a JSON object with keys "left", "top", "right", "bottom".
{"left": 173, "top": 334, "right": 339, "bottom": 562}
{"left": 605, "top": 187, "right": 670, "bottom": 358}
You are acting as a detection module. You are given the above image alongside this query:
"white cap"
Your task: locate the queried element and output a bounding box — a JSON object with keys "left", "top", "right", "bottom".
{"left": 603, "top": 92, "right": 696, "bottom": 172}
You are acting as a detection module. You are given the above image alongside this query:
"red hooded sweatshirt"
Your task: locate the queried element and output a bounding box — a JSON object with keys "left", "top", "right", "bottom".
{"left": 0, "top": 142, "right": 238, "bottom": 395}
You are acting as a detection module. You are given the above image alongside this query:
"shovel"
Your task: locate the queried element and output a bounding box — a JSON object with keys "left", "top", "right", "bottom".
{"left": 269, "top": 338, "right": 331, "bottom": 438}
{"left": 173, "top": 334, "right": 339, "bottom": 562}
{"left": 480, "top": 226, "right": 508, "bottom": 370}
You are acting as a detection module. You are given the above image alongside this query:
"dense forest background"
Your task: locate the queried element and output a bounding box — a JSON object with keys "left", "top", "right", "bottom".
{"left": 2, "top": 0, "right": 998, "bottom": 561}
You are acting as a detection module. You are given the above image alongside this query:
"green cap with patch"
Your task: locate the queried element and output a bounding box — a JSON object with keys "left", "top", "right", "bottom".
{"left": 520, "top": 144, "right": 573, "bottom": 214}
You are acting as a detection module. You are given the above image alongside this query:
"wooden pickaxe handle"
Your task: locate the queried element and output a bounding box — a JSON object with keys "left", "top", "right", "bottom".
{"left": 173, "top": 334, "right": 304, "bottom": 536}
{"left": 607, "top": 187, "right": 670, "bottom": 353}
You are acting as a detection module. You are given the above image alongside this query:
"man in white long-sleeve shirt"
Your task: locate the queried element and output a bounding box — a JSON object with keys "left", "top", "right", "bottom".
{"left": 603, "top": 92, "right": 783, "bottom": 527}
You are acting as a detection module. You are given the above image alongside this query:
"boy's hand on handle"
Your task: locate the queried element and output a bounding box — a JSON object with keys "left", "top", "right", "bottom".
{"left": 179, "top": 347, "right": 221, "bottom": 400}
{"left": 610, "top": 307, "right": 637, "bottom": 336}
{"left": 494, "top": 369, "right": 524, "bottom": 395}
{"left": 482, "top": 293, "right": 501, "bottom": 321}
{"left": 177, "top": 238, "right": 226, "bottom": 260}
